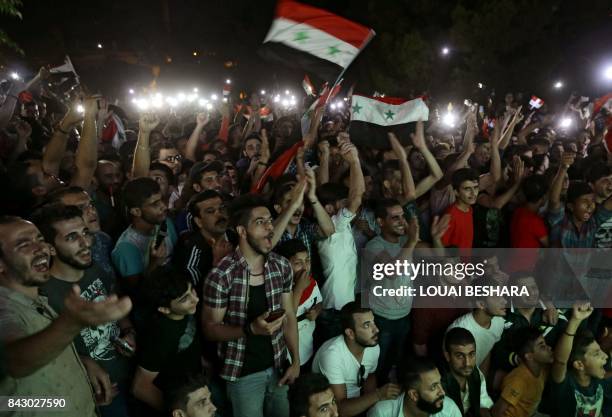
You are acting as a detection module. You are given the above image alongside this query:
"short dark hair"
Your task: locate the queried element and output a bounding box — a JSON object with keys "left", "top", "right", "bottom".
{"left": 399, "top": 356, "right": 438, "bottom": 392}
{"left": 566, "top": 181, "right": 593, "bottom": 205}
{"left": 569, "top": 330, "right": 596, "bottom": 367}
{"left": 30, "top": 204, "right": 83, "bottom": 244}
{"left": 585, "top": 162, "right": 612, "bottom": 184}
{"left": 272, "top": 182, "right": 295, "bottom": 207}
{"left": 444, "top": 327, "right": 476, "bottom": 353}
{"left": 151, "top": 140, "right": 177, "bottom": 160}
{"left": 0, "top": 216, "right": 26, "bottom": 259}
{"left": 451, "top": 168, "right": 479, "bottom": 190}
{"left": 512, "top": 326, "right": 543, "bottom": 361}
{"left": 228, "top": 194, "right": 269, "bottom": 229}
{"left": 122, "top": 177, "right": 160, "bottom": 210}
{"left": 165, "top": 373, "right": 209, "bottom": 413}
{"left": 187, "top": 190, "right": 224, "bottom": 220}
{"left": 317, "top": 183, "right": 348, "bottom": 206}
{"left": 149, "top": 162, "right": 175, "bottom": 185}
{"left": 340, "top": 301, "right": 372, "bottom": 332}
{"left": 275, "top": 239, "right": 308, "bottom": 260}
{"left": 521, "top": 175, "right": 548, "bottom": 203}
{"left": 289, "top": 373, "right": 331, "bottom": 417}
{"left": 141, "top": 266, "right": 191, "bottom": 310}
{"left": 44, "top": 186, "right": 87, "bottom": 205}
{"left": 374, "top": 198, "right": 401, "bottom": 220}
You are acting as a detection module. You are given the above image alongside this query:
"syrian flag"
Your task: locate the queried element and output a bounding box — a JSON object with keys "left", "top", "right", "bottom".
{"left": 529, "top": 95, "right": 544, "bottom": 109}
{"left": 303, "top": 74, "right": 316, "bottom": 96}
{"left": 300, "top": 81, "right": 342, "bottom": 135}
{"left": 261, "top": 0, "right": 375, "bottom": 81}
{"left": 349, "top": 94, "right": 429, "bottom": 149}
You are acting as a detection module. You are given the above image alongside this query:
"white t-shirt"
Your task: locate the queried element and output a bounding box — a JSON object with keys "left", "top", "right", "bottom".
{"left": 312, "top": 335, "right": 380, "bottom": 399}
{"left": 318, "top": 208, "right": 358, "bottom": 310}
{"left": 291, "top": 282, "right": 322, "bottom": 365}
{"left": 446, "top": 313, "right": 505, "bottom": 366}
{"left": 367, "top": 394, "right": 462, "bottom": 417}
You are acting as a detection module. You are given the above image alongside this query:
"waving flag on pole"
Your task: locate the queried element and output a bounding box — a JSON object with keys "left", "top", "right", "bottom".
{"left": 349, "top": 94, "right": 429, "bottom": 149}
{"left": 261, "top": 0, "right": 375, "bottom": 81}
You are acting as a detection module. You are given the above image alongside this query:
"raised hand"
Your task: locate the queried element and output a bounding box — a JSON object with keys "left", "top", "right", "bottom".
{"left": 139, "top": 113, "right": 160, "bottom": 134}
{"left": 388, "top": 132, "right": 407, "bottom": 160}
{"left": 196, "top": 112, "right": 210, "bottom": 127}
{"left": 411, "top": 120, "right": 427, "bottom": 149}
{"left": 62, "top": 285, "right": 132, "bottom": 328}
{"left": 572, "top": 302, "right": 593, "bottom": 322}
{"left": 305, "top": 166, "right": 317, "bottom": 200}
{"left": 431, "top": 214, "right": 450, "bottom": 242}
{"left": 560, "top": 151, "right": 576, "bottom": 169}
{"left": 260, "top": 129, "right": 270, "bottom": 163}
{"left": 340, "top": 141, "right": 359, "bottom": 163}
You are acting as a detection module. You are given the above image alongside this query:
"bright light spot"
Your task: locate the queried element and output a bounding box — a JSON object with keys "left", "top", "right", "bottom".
{"left": 560, "top": 117, "right": 572, "bottom": 129}
{"left": 206, "top": 103, "right": 213, "bottom": 110}
{"left": 136, "top": 99, "right": 150, "bottom": 111}
{"left": 198, "top": 99, "right": 207, "bottom": 107}
{"left": 176, "top": 93, "right": 186, "bottom": 102}
{"left": 285, "top": 90, "right": 290, "bottom": 95}
{"left": 10, "top": 72, "right": 19, "bottom": 80}
{"left": 187, "top": 94, "right": 197, "bottom": 103}
{"left": 604, "top": 66, "right": 612, "bottom": 80}
{"left": 343, "top": 97, "right": 348, "bottom": 101}
{"left": 97, "top": 43, "right": 103, "bottom": 49}
{"left": 336, "top": 101, "right": 344, "bottom": 108}
{"left": 151, "top": 96, "right": 163, "bottom": 109}
{"left": 193, "top": 51, "right": 198, "bottom": 56}
{"left": 167, "top": 97, "right": 178, "bottom": 107}
{"left": 193, "top": 87, "right": 199, "bottom": 93}
{"left": 330, "top": 103, "right": 337, "bottom": 110}
{"left": 554, "top": 81, "right": 563, "bottom": 89}
{"left": 223, "top": 98, "right": 228, "bottom": 103}
{"left": 441, "top": 47, "right": 450, "bottom": 55}
{"left": 226, "top": 79, "right": 231, "bottom": 84}
{"left": 211, "top": 94, "right": 218, "bottom": 101}
{"left": 128, "top": 89, "right": 135, "bottom": 94}
{"left": 76, "top": 104, "right": 85, "bottom": 113}
{"left": 131, "top": 98, "right": 138, "bottom": 104}
{"left": 281, "top": 99, "right": 289, "bottom": 107}
{"left": 442, "top": 112, "right": 456, "bottom": 128}
{"left": 273, "top": 95, "right": 280, "bottom": 103}
{"left": 260, "top": 90, "right": 266, "bottom": 95}
{"left": 478, "top": 83, "right": 483, "bottom": 89}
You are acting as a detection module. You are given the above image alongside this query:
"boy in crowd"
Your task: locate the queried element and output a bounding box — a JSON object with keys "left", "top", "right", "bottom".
{"left": 290, "top": 373, "right": 339, "bottom": 417}
{"left": 441, "top": 168, "right": 480, "bottom": 249}
{"left": 442, "top": 328, "right": 494, "bottom": 416}
{"left": 132, "top": 266, "right": 202, "bottom": 412}
{"left": 548, "top": 302, "right": 611, "bottom": 417}
{"left": 368, "top": 356, "right": 462, "bottom": 417}
{"left": 312, "top": 302, "right": 401, "bottom": 417}
{"left": 491, "top": 327, "right": 554, "bottom": 417}
{"left": 276, "top": 239, "right": 322, "bottom": 370}
{"left": 447, "top": 277, "right": 507, "bottom": 377}
{"left": 32, "top": 204, "right": 134, "bottom": 417}
{"left": 166, "top": 374, "right": 217, "bottom": 417}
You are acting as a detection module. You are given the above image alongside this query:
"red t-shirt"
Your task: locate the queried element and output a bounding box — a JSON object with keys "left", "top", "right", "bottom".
{"left": 441, "top": 204, "right": 473, "bottom": 248}
{"left": 510, "top": 206, "right": 548, "bottom": 248}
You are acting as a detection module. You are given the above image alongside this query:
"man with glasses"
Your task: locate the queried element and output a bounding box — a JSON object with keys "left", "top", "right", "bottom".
{"left": 312, "top": 301, "right": 401, "bottom": 417}
{"left": 153, "top": 140, "right": 183, "bottom": 177}
{"left": 202, "top": 194, "right": 300, "bottom": 417}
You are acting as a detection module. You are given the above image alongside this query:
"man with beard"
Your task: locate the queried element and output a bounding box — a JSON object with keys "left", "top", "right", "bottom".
{"left": 290, "top": 373, "right": 339, "bottom": 417}
{"left": 491, "top": 327, "right": 555, "bottom": 417}
{"left": 368, "top": 356, "right": 461, "bottom": 417}
{"left": 112, "top": 177, "right": 177, "bottom": 292}
{"left": 32, "top": 204, "right": 134, "bottom": 417}
{"left": 365, "top": 199, "right": 419, "bottom": 384}
{"left": 173, "top": 190, "right": 233, "bottom": 294}
{"left": 441, "top": 168, "right": 480, "bottom": 249}
{"left": 45, "top": 186, "right": 115, "bottom": 277}
{"left": 441, "top": 328, "right": 494, "bottom": 416}
{"left": 93, "top": 159, "right": 126, "bottom": 239}
{"left": 312, "top": 302, "right": 401, "bottom": 417}
{"left": 0, "top": 215, "right": 131, "bottom": 417}
{"left": 202, "top": 194, "right": 300, "bottom": 417}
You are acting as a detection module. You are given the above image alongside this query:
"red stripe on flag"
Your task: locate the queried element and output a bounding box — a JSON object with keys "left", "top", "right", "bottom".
{"left": 251, "top": 140, "right": 304, "bottom": 193}
{"left": 275, "top": 1, "right": 373, "bottom": 49}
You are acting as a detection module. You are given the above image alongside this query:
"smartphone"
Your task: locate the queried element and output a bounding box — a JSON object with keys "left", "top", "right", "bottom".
{"left": 154, "top": 221, "right": 167, "bottom": 250}
{"left": 111, "top": 335, "right": 135, "bottom": 354}
{"left": 265, "top": 309, "right": 285, "bottom": 322}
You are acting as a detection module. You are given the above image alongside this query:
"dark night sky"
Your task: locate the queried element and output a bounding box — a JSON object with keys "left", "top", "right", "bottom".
{"left": 2, "top": 0, "right": 612, "bottom": 104}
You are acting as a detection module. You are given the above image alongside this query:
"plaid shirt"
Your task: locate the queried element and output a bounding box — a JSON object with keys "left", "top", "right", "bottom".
{"left": 203, "top": 247, "right": 293, "bottom": 381}
{"left": 279, "top": 219, "right": 320, "bottom": 259}
{"left": 548, "top": 205, "right": 612, "bottom": 248}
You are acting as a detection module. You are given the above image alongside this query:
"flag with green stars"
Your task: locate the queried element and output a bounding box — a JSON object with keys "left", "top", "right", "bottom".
{"left": 261, "top": 0, "right": 375, "bottom": 81}
{"left": 349, "top": 94, "right": 429, "bottom": 149}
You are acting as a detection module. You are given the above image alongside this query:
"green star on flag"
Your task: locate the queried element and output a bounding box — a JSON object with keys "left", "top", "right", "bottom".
{"left": 294, "top": 31, "right": 309, "bottom": 43}
{"left": 328, "top": 45, "right": 341, "bottom": 56}
{"left": 384, "top": 110, "right": 395, "bottom": 120}
{"left": 352, "top": 103, "right": 362, "bottom": 114}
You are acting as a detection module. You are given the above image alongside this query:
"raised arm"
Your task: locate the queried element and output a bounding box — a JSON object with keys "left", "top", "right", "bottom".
{"left": 271, "top": 178, "right": 306, "bottom": 247}
{"left": 70, "top": 97, "right": 101, "bottom": 188}
{"left": 131, "top": 114, "right": 160, "bottom": 178}
{"left": 413, "top": 120, "right": 443, "bottom": 198}
{"left": 551, "top": 302, "right": 593, "bottom": 383}
{"left": 317, "top": 140, "right": 330, "bottom": 186}
{"left": 388, "top": 132, "right": 416, "bottom": 204}
{"left": 549, "top": 152, "right": 575, "bottom": 212}
{"left": 305, "top": 166, "right": 334, "bottom": 237}
{"left": 185, "top": 112, "right": 209, "bottom": 161}
{"left": 478, "top": 156, "right": 525, "bottom": 209}
{"left": 42, "top": 102, "right": 83, "bottom": 176}
{"left": 340, "top": 135, "right": 365, "bottom": 214}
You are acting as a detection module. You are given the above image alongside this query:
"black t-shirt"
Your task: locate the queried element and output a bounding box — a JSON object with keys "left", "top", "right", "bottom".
{"left": 138, "top": 314, "right": 202, "bottom": 391}
{"left": 548, "top": 373, "right": 612, "bottom": 417}
{"left": 240, "top": 283, "right": 274, "bottom": 376}
{"left": 42, "top": 265, "right": 131, "bottom": 384}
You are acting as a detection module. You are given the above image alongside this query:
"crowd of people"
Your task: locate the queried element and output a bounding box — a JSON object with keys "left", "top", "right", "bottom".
{"left": 0, "top": 66, "right": 611, "bottom": 417}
